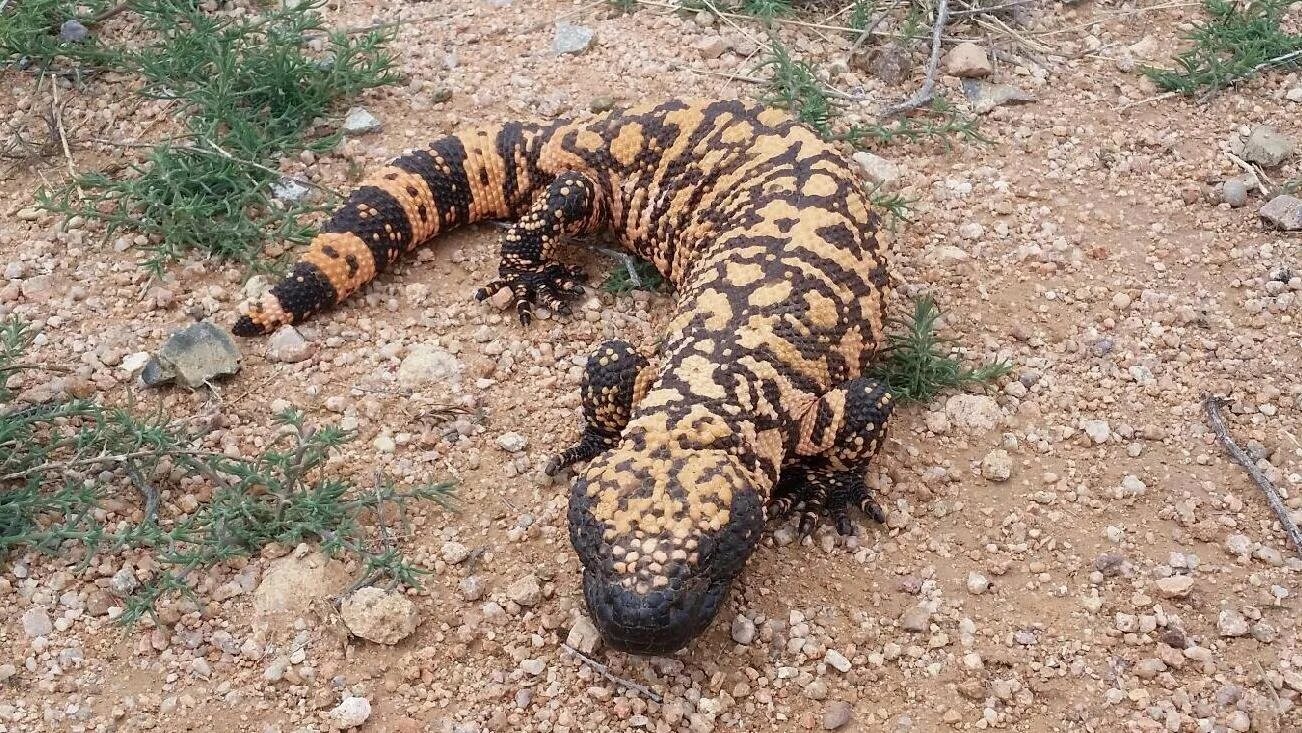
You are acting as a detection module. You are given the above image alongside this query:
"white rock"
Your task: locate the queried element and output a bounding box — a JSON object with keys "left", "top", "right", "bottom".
{"left": 21, "top": 608, "right": 53, "bottom": 638}
{"left": 944, "top": 394, "right": 1001, "bottom": 432}
{"left": 1083, "top": 420, "right": 1111, "bottom": 444}
{"left": 1154, "top": 574, "right": 1194, "bottom": 599}
{"left": 342, "top": 107, "right": 382, "bottom": 135}
{"left": 329, "top": 696, "right": 372, "bottom": 729}
{"left": 397, "top": 344, "right": 462, "bottom": 387}
{"left": 824, "top": 649, "right": 852, "bottom": 673}
{"left": 966, "top": 571, "right": 990, "bottom": 595}
{"left": 441, "top": 541, "right": 471, "bottom": 564}
{"left": 497, "top": 432, "right": 528, "bottom": 452}
{"left": 851, "top": 151, "right": 901, "bottom": 188}
{"left": 566, "top": 615, "right": 601, "bottom": 654}
{"left": 980, "top": 450, "right": 1011, "bottom": 482}
{"left": 339, "top": 587, "right": 420, "bottom": 645}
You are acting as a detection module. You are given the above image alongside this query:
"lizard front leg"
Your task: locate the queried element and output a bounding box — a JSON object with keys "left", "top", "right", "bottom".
{"left": 544, "top": 340, "right": 654, "bottom": 476}
{"left": 474, "top": 171, "right": 604, "bottom": 324}
{"left": 770, "top": 377, "right": 893, "bottom": 536}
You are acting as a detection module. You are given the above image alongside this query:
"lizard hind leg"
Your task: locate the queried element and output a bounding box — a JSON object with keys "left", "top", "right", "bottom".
{"left": 475, "top": 170, "right": 604, "bottom": 324}
{"left": 544, "top": 340, "right": 653, "bottom": 476}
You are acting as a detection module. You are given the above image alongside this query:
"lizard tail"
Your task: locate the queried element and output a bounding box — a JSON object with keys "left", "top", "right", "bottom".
{"left": 233, "top": 122, "right": 550, "bottom": 337}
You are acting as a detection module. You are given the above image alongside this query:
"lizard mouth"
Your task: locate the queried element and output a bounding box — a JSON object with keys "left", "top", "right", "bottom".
{"left": 581, "top": 569, "right": 732, "bottom": 655}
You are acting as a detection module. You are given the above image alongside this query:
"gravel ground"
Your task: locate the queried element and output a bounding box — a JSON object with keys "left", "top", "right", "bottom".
{"left": 2, "top": 1, "right": 1300, "bottom": 731}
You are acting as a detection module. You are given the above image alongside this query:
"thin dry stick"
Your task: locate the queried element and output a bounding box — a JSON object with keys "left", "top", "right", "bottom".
{"left": 880, "top": 0, "right": 950, "bottom": 117}
{"left": 199, "top": 138, "right": 343, "bottom": 200}
{"left": 1204, "top": 395, "right": 1302, "bottom": 557}
{"left": 848, "top": 7, "right": 895, "bottom": 62}
{"left": 49, "top": 80, "right": 80, "bottom": 189}
{"left": 560, "top": 643, "right": 663, "bottom": 703}
{"left": 1224, "top": 151, "right": 1273, "bottom": 197}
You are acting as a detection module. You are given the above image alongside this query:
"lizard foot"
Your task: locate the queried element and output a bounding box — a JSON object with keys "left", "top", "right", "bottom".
{"left": 475, "top": 262, "right": 586, "bottom": 324}
{"left": 768, "top": 466, "right": 886, "bottom": 538}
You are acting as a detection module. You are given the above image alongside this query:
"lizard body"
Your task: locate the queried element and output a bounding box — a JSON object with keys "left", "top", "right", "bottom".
{"left": 235, "top": 98, "right": 894, "bottom": 654}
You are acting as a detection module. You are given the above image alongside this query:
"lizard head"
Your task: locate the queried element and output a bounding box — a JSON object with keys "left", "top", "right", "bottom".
{"left": 566, "top": 412, "right": 766, "bottom": 655}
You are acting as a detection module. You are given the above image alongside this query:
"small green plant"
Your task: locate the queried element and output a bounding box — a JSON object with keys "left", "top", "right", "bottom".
{"left": 29, "top": 0, "right": 399, "bottom": 273}
{"left": 602, "top": 256, "right": 667, "bottom": 293}
{"left": 870, "top": 295, "right": 1011, "bottom": 404}
{"left": 757, "top": 40, "right": 984, "bottom": 152}
{"left": 1142, "top": 0, "right": 1302, "bottom": 96}
{"left": 0, "top": 0, "right": 120, "bottom": 67}
{"left": 2, "top": 317, "right": 453, "bottom": 622}
{"left": 849, "top": 0, "right": 877, "bottom": 31}
{"left": 608, "top": 0, "right": 639, "bottom": 12}
{"left": 739, "top": 0, "right": 794, "bottom": 20}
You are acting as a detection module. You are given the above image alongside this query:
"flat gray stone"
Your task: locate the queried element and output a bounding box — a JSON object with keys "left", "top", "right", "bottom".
{"left": 1259, "top": 194, "right": 1302, "bottom": 231}
{"left": 142, "top": 321, "right": 241, "bottom": 388}
{"left": 1239, "top": 125, "right": 1294, "bottom": 167}
{"left": 961, "top": 79, "right": 1036, "bottom": 114}
{"left": 553, "top": 21, "right": 595, "bottom": 55}
{"left": 342, "top": 106, "right": 382, "bottom": 135}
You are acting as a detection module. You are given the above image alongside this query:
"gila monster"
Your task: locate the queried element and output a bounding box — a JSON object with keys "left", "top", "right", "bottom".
{"left": 233, "top": 98, "right": 894, "bottom": 654}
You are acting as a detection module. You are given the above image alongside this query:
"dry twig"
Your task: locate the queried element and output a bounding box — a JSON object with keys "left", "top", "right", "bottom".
{"left": 1204, "top": 395, "right": 1302, "bottom": 557}
{"left": 560, "top": 643, "right": 663, "bottom": 703}
{"left": 879, "top": 0, "right": 951, "bottom": 117}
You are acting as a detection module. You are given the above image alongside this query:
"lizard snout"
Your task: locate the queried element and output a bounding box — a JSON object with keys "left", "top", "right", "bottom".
{"left": 582, "top": 569, "right": 732, "bottom": 655}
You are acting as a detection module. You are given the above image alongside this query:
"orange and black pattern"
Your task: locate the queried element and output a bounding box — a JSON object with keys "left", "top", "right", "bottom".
{"left": 234, "top": 99, "right": 895, "bottom": 654}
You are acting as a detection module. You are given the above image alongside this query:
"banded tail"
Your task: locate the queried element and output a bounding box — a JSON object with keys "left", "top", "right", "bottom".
{"left": 232, "top": 122, "right": 551, "bottom": 337}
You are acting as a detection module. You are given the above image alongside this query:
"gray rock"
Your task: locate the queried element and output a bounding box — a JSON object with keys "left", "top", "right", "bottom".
{"left": 459, "top": 575, "right": 486, "bottom": 601}
{"left": 961, "top": 79, "right": 1035, "bottom": 114}
{"left": 141, "top": 321, "right": 241, "bottom": 388}
{"left": 0, "top": 663, "right": 16, "bottom": 682}
{"left": 730, "top": 615, "right": 756, "bottom": 645}
{"left": 899, "top": 605, "right": 930, "bottom": 632}
{"left": 397, "top": 344, "right": 462, "bottom": 387}
{"left": 339, "top": 587, "right": 420, "bottom": 645}
{"left": 1259, "top": 194, "right": 1302, "bottom": 231}
{"left": 865, "top": 44, "right": 912, "bottom": 85}
{"left": 1217, "top": 608, "right": 1249, "bottom": 637}
{"left": 966, "top": 571, "right": 990, "bottom": 595}
{"left": 1083, "top": 419, "right": 1111, "bottom": 444}
{"left": 1221, "top": 178, "right": 1250, "bottom": 207}
{"left": 823, "top": 701, "right": 853, "bottom": 730}
{"left": 520, "top": 658, "right": 546, "bottom": 675}
{"left": 1238, "top": 125, "right": 1294, "bottom": 167}
{"left": 58, "top": 20, "right": 89, "bottom": 44}
{"left": 342, "top": 107, "right": 382, "bottom": 135}
{"left": 21, "top": 607, "right": 52, "bottom": 638}
{"left": 552, "top": 21, "right": 595, "bottom": 55}
{"left": 266, "top": 325, "right": 313, "bottom": 363}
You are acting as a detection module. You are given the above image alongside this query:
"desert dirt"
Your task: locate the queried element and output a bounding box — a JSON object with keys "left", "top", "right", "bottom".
{"left": 1, "top": 1, "right": 1300, "bottom": 732}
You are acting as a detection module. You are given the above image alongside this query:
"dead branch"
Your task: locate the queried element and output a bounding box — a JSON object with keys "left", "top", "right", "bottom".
{"left": 879, "top": 0, "right": 951, "bottom": 118}
{"left": 1204, "top": 395, "right": 1302, "bottom": 558}
{"left": 560, "top": 643, "right": 664, "bottom": 703}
